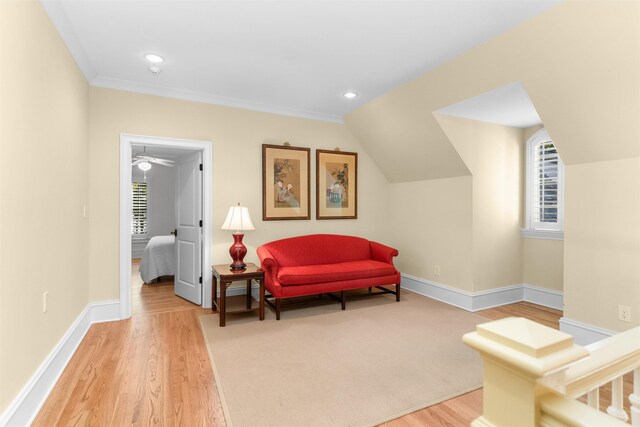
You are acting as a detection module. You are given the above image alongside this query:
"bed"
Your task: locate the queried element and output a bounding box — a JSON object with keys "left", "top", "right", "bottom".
{"left": 139, "top": 235, "right": 175, "bottom": 284}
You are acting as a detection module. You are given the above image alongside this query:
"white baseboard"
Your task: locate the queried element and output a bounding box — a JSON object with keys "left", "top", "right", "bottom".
{"left": 89, "top": 300, "right": 121, "bottom": 323}
{"left": 0, "top": 300, "right": 120, "bottom": 427}
{"left": 131, "top": 239, "right": 149, "bottom": 259}
{"left": 401, "top": 274, "right": 474, "bottom": 311}
{"left": 400, "top": 274, "right": 523, "bottom": 312}
{"left": 400, "top": 275, "right": 620, "bottom": 346}
{"left": 470, "top": 285, "right": 524, "bottom": 311}
{"left": 559, "top": 317, "right": 615, "bottom": 346}
{"left": 401, "top": 274, "right": 619, "bottom": 347}
{"left": 522, "top": 284, "right": 564, "bottom": 311}
{"left": 400, "top": 275, "right": 564, "bottom": 313}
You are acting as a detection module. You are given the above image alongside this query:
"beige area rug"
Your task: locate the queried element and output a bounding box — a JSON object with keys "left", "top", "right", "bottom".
{"left": 199, "top": 290, "right": 487, "bottom": 427}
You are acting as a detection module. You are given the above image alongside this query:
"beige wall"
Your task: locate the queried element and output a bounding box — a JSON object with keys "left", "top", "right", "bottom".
{"left": 387, "top": 177, "right": 474, "bottom": 291}
{"left": 521, "top": 124, "right": 564, "bottom": 292}
{"left": 564, "top": 157, "right": 640, "bottom": 331}
{"left": 0, "top": 1, "right": 90, "bottom": 413}
{"left": 348, "top": 1, "right": 638, "bottom": 329}
{"left": 522, "top": 125, "right": 543, "bottom": 143}
{"left": 88, "top": 87, "right": 391, "bottom": 301}
{"left": 436, "top": 116, "right": 523, "bottom": 291}
{"left": 523, "top": 239, "right": 563, "bottom": 292}
{"left": 2, "top": 0, "right": 637, "bottom": 416}
{"left": 344, "top": 89, "right": 470, "bottom": 182}
{"left": 387, "top": 117, "right": 564, "bottom": 295}
{"left": 346, "top": 1, "right": 640, "bottom": 181}
{"left": 387, "top": 116, "right": 524, "bottom": 293}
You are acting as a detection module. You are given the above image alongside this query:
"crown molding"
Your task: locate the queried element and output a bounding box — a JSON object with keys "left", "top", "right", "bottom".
{"left": 42, "top": 0, "right": 342, "bottom": 123}
{"left": 91, "top": 76, "right": 344, "bottom": 124}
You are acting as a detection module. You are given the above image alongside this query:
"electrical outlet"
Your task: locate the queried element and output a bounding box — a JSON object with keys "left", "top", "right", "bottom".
{"left": 43, "top": 292, "right": 48, "bottom": 313}
{"left": 618, "top": 305, "right": 631, "bottom": 322}
{"left": 83, "top": 204, "right": 88, "bottom": 218}
{"left": 434, "top": 265, "right": 441, "bottom": 277}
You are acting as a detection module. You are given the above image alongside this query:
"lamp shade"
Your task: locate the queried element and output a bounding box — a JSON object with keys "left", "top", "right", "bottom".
{"left": 221, "top": 204, "right": 254, "bottom": 232}
{"left": 138, "top": 161, "right": 152, "bottom": 171}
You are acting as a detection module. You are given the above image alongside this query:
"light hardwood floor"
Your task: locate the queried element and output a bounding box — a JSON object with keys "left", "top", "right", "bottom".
{"left": 34, "top": 271, "right": 631, "bottom": 426}
{"left": 131, "top": 258, "right": 197, "bottom": 315}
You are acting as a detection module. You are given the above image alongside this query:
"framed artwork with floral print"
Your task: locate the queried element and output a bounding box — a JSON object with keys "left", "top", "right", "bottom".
{"left": 316, "top": 149, "right": 357, "bottom": 220}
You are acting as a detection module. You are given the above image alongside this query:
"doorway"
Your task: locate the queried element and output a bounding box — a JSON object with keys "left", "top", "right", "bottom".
{"left": 119, "top": 134, "right": 213, "bottom": 319}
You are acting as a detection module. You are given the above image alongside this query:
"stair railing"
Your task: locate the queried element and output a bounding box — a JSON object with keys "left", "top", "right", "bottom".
{"left": 463, "top": 317, "right": 640, "bottom": 426}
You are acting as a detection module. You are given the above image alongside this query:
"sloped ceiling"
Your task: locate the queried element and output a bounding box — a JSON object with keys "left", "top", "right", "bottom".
{"left": 345, "top": 1, "right": 640, "bottom": 183}
{"left": 345, "top": 85, "right": 471, "bottom": 182}
{"left": 41, "top": 0, "right": 559, "bottom": 122}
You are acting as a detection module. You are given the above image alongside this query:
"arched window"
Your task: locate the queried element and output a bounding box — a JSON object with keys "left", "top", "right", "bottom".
{"left": 524, "top": 128, "right": 564, "bottom": 238}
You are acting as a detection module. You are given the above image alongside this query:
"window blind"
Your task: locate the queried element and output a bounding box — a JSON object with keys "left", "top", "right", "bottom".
{"left": 132, "top": 182, "right": 148, "bottom": 235}
{"left": 532, "top": 140, "right": 559, "bottom": 224}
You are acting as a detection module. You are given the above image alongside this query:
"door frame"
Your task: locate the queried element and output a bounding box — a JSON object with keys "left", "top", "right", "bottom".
{"left": 119, "top": 133, "right": 213, "bottom": 319}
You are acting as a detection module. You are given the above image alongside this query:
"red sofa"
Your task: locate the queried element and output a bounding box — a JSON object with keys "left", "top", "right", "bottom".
{"left": 257, "top": 234, "right": 400, "bottom": 319}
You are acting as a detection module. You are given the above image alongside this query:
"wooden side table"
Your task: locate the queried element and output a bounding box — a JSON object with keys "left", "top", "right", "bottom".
{"left": 212, "top": 263, "right": 265, "bottom": 327}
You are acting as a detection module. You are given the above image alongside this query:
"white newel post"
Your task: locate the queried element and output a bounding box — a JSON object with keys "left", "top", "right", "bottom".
{"left": 463, "top": 317, "right": 589, "bottom": 427}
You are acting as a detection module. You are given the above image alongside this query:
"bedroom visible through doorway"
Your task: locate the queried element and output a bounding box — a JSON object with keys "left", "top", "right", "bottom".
{"left": 131, "top": 144, "right": 203, "bottom": 313}
{"left": 119, "top": 134, "right": 213, "bottom": 320}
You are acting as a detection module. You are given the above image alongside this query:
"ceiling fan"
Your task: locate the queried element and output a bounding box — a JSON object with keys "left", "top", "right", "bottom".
{"left": 132, "top": 147, "right": 175, "bottom": 171}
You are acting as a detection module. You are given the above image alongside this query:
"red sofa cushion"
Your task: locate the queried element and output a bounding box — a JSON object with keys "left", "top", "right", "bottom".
{"left": 277, "top": 260, "right": 397, "bottom": 285}
{"left": 262, "top": 234, "right": 372, "bottom": 267}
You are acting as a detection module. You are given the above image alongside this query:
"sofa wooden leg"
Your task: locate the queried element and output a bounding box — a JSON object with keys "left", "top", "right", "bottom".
{"left": 341, "top": 291, "right": 346, "bottom": 310}
{"left": 395, "top": 283, "right": 401, "bottom": 302}
{"left": 275, "top": 298, "right": 281, "bottom": 320}
{"left": 368, "top": 287, "right": 372, "bottom": 293}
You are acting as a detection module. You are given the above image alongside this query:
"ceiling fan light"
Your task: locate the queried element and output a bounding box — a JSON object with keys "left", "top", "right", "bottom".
{"left": 138, "top": 161, "right": 152, "bottom": 171}
{"left": 144, "top": 53, "right": 164, "bottom": 63}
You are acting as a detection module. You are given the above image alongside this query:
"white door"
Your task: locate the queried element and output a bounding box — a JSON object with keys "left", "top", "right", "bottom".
{"left": 174, "top": 151, "right": 203, "bottom": 304}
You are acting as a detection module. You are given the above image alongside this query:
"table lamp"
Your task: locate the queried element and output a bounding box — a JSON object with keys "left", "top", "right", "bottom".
{"left": 221, "top": 203, "right": 255, "bottom": 270}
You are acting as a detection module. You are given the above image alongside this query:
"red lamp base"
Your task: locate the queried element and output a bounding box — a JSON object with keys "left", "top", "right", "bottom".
{"left": 229, "top": 233, "right": 248, "bottom": 270}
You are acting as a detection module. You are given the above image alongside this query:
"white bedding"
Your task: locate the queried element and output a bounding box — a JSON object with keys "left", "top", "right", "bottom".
{"left": 139, "top": 235, "right": 175, "bottom": 284}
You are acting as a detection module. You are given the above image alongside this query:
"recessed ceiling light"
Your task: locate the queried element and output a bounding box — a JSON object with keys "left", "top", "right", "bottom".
{"left": 144, "top": 53, "right": 164, "bottom": 63}
{"left": 343, "top": 91, "right": 358, "bottom": 99}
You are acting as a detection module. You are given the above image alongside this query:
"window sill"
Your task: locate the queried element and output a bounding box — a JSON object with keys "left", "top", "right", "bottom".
{"left": 520, "top": 228, "right": 564, "bottom": 241}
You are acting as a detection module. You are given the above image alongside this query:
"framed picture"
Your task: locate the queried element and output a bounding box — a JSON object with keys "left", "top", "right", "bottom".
{"left": 262, "top": 144, "right": 310, "bottom": 220}
{"left": 316, "top": 149, "right": 358, "bottom": 220}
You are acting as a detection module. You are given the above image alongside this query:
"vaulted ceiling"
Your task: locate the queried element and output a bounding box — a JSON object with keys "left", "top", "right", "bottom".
{"left": 42, "top": 0, "right": 559, "bottom": 123}
{"left": 42, "top": 1, "right": 638, "bottom": 184}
